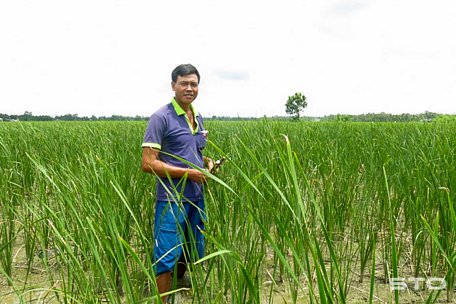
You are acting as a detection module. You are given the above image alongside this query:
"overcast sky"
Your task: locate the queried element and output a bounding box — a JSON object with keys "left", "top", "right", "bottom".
{"left": 1, "top": 0, "right": 456, "bottom": 117}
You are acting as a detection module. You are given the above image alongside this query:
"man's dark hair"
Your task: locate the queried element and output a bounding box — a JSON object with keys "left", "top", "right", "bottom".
{"left": 171, "top": 64, "right": 200, "bottom": 83}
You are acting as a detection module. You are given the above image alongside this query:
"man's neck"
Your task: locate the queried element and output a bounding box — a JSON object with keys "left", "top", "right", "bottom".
{"left": 175, "top": 99, "right": 192, "bottom": 113}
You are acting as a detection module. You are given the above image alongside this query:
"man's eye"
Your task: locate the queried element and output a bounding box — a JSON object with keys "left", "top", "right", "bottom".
{"left": 180, "top": 82, "right": 198, "bottom": 88}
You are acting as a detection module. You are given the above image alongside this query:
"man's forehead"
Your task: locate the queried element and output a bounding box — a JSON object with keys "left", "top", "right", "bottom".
{"left": 175, "top": 74, "right": 199, "bottom": 82}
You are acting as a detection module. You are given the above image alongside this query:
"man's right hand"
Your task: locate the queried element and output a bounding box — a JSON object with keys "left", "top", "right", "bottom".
{"left": 187, "top": 168, "right": 207, "bottom": 184}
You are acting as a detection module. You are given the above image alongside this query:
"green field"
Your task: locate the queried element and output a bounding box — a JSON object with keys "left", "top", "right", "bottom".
{"left": 1, "top": 120, "right": 455, "bottom": 303}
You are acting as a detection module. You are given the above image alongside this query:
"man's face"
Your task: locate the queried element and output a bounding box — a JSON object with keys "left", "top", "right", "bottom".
{"left": 172, "top": 74, "right": 199, "bottom": 107}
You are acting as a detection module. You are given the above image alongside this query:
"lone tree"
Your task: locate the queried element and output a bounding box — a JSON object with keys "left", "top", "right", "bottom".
{"left": 285, "top": 92, "right": 307, "bottom": 120}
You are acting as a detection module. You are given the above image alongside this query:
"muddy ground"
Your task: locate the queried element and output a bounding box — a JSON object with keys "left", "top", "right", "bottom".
{"left": 1, "top": 241, "right": 454, "bottom": 303}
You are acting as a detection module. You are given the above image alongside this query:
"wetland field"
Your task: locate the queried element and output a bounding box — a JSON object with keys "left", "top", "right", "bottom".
{"left": 1, "top": 120, "right": 455, "bottom": 303}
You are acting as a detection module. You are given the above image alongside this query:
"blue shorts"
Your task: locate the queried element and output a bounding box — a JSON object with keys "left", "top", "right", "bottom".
{"left": 153, "top": 200, "right": 206, "bottom": 275}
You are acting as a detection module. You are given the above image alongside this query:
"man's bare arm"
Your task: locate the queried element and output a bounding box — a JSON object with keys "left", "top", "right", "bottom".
{"left": 141, "top": 148, "right": 207, "bottom": 184}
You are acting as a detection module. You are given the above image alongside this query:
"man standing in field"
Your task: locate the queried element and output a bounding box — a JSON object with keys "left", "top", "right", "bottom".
{"left": 141, "top": 64, "right": 212, "bottom": 303}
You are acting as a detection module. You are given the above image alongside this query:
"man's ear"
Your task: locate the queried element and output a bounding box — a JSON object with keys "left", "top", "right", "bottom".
{"left": 171, "top": 82, "right": 176, "bottom": 92}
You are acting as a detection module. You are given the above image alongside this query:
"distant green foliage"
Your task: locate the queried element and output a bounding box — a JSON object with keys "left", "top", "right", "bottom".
{"left": 321, "top": 111, "right": 443, "bottom": 122}
{"left": 0, "top": 112, "right": 148, "bottom": 121}
{"left": 434, "top": 114, "right": 456, "bottom": 122}
{"left": 285, "top": 92, "right": 307, "bottom": 120}
{"left": 1, "top": 110, "right": 454, "bottom": 123}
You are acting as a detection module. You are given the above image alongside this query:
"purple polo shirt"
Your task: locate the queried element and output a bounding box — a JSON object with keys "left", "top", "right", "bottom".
{"left": 142, "top": 98, "right": 206, "bottom": 202}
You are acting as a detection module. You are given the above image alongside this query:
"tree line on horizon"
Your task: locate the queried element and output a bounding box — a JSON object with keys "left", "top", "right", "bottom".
{"left": 0, "top": 111, "right": 455, "bottom": 123}
{"left": 0, "top": 112, "right": 147, "bottom": 122}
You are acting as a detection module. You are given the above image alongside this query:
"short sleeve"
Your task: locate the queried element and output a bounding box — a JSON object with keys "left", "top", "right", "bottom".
{"left": 142, "top": 113, "right": 166, "bottom": 150}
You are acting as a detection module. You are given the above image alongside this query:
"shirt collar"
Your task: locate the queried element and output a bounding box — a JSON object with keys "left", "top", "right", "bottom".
{"left": 171, "top": 97, "right": 199, "bottom": 117}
